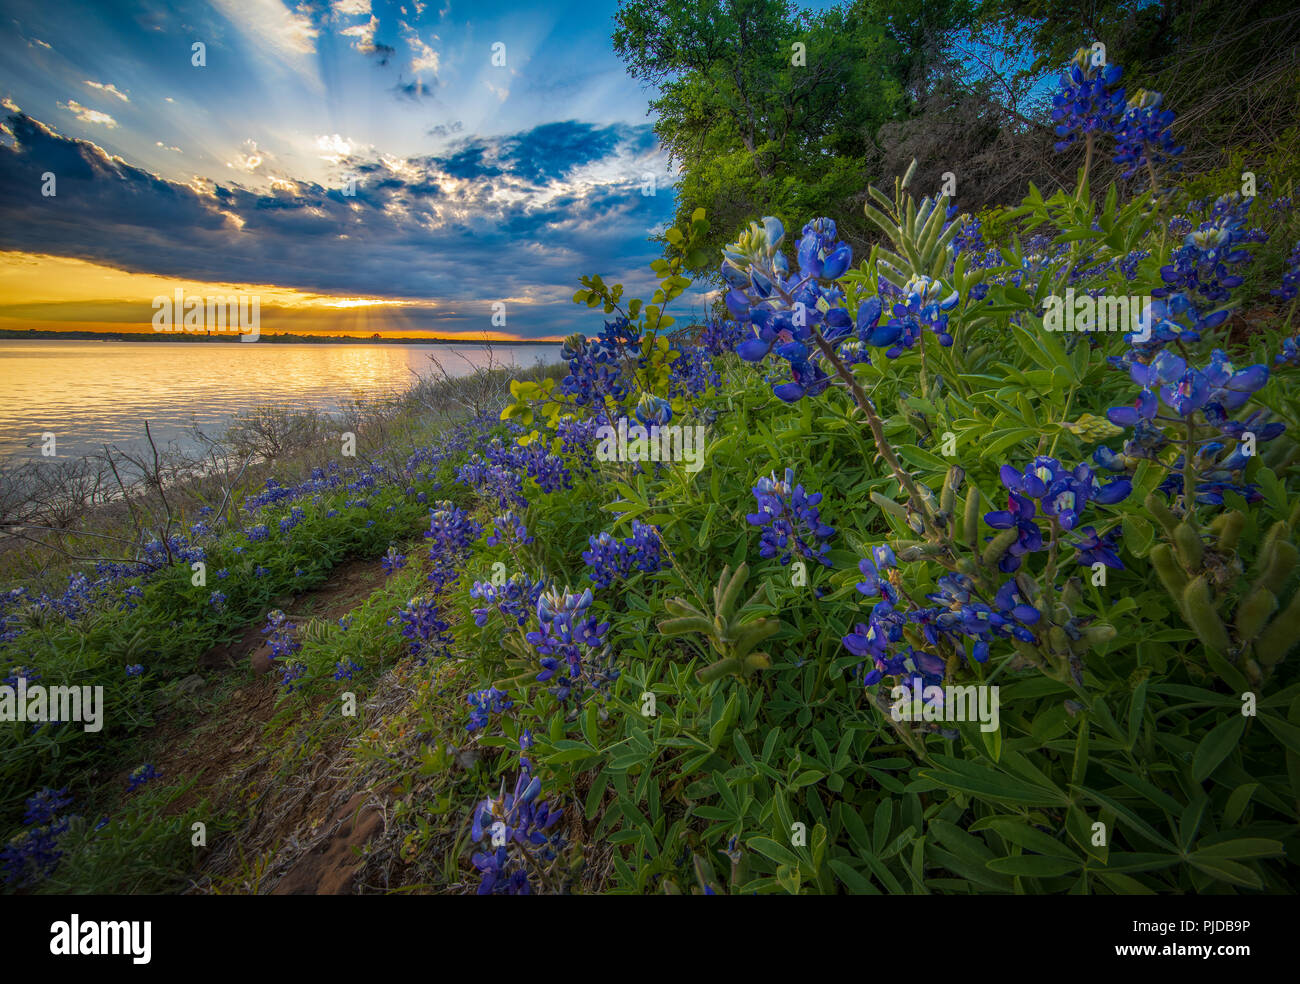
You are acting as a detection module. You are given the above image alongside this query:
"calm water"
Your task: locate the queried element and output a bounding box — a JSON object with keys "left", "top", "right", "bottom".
{"left": 0, "top": 340, "right": 561, "bottom": 462}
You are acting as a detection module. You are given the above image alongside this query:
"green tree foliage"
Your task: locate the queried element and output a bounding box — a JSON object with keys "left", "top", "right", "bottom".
{"left": 612, "top": 0, "right": 976, "bottom": 272}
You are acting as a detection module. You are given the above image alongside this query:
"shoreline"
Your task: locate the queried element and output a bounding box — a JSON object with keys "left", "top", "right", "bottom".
{"left": 0, "top": 331, "right": 565, "bottom": 345}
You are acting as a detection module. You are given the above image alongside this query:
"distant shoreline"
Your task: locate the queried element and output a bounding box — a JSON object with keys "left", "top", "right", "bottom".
{"left": 0, "top": 329, "right": 562, "bottom": 345}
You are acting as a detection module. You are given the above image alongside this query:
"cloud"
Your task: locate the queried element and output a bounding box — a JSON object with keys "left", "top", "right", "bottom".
{"left": 59, "top": 101, "right": 117, "bottom": 127}
{"left": 0, "top": 111, "right": 685, "bottom": 338}
{"left": 316, "top": 134, "right": 352, "bottom": 163}
{"left": 408, "top": 35, "right": 439, "bottom": 76}
{"left": 227, "top": 138, "right": 267, "bottom": 172}
{"left": 155, "top": 141, "right": 182, "bottom": 153}
{"left": 208, "top": 0, "right": 323, "bottom": 90}
{"left": 84, "top": 81, "right": 130, "bottom": 103}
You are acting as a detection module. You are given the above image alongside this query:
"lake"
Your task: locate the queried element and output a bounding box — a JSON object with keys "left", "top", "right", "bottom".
{"left": 0, "top": 340, "right": 562, "bottom": 462}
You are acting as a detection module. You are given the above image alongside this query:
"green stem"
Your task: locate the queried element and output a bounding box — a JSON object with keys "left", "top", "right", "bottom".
{"left": 810, "top": 328, "right": 936, "bottom": 531}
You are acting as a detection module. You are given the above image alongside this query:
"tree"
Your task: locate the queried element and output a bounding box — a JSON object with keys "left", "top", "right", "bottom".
{"left": 614, "top": 0, "right": 975, "bottom": 272}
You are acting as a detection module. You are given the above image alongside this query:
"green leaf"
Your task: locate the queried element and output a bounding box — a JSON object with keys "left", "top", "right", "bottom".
{"left": 921, "top": 755, "right": 1068, "bottom": 807}
{"left": 980, "top": 819, "right": 1079, "bottom": 860}
{"left": 1192, "top": 715, "right": 1246, "bottom": 782}
{"left": 986, "top": 855, "right": 1081, "bottom": 878}
{"left": 747, "top": 836, "right": 801, "bottom": 869}
{"left": 1191, "top": 838, "right": 1283, "bottom": 860}
{"left": 1186, "top": 857, "right": 1263, "bottom": 889}
{"left": 1259, "top": 713, "right": 1300, "bottom": 756}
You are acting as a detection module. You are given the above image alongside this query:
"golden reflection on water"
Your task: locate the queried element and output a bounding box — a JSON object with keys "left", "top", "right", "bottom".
{"left": 0, "top": 340, "right": 559, "bottom": 459}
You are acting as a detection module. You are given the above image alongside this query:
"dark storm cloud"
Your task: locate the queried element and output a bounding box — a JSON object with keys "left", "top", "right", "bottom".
{"left": 0, "top": 112, "right": 684, "bottom": 338}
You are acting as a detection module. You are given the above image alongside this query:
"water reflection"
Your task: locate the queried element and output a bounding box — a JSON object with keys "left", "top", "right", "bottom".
{"left": 0, "top": 340, "right": 560, "bottom": 461}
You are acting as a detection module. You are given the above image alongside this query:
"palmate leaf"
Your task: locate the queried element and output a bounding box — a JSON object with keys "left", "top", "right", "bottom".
{"left": 919, "top": 755, "right": 1069, "bottom": 807}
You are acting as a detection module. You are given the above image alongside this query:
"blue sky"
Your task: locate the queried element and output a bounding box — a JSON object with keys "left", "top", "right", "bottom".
{"left": 0, "top": 0, "right": 703, "bottom": 338}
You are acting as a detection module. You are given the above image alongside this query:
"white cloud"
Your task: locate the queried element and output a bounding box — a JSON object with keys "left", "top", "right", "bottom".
{"left": 60, "top": 100, "right": 117, "bottom": 127}
{"left": 84, "top": 81, "right": 130, "bottom": 103}
{"left": 316, "top": 133, "right": 352, "bottom": 163}
{"left": 209, "top": 0, "right": 322, "bottom": 90}
{"left": 406, "top": 34, "right": 439, "bottom": 77}
{"left": 331, "top": 0, "right": 371, "bottom": 15}
{"left": 227, "top": 138, "right": 267, "bottom": 172}
{"left": 341, "top": 14, "right": 378, "bottom": 49}
{"left": 156, "top": 141, "right": 182, "bottom": 153}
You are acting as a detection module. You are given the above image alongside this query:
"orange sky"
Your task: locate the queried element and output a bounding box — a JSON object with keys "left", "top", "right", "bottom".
{"left": 0, "top": 251, "right": 561, "bottom": 341}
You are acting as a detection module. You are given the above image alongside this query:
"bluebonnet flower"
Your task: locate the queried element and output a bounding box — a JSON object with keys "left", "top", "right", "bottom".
{"left": 426, "top": 501, "right": 483, "bottom": 594}
{"left": 398, "top": 594, "right": 452, "bottom": 662}
{"left": 518, "top": 729, "right": 535, "bottom": 771}
{"left": 1051, "top": 47, "right": 1125, "bottom": 153}
{"left": 1273, "top": 240, "right": 1300, "bottom": 303}
{"left": 458, "top": 453, "right": 525, "bottom": 510}
{"left": 2, "top": 788, "right": 74, "bottom": 887}
{"left": 279, "top": 662, "right": 306, "bottom": 691}
{"left": 746, "top": 468, "right": 836, "bottom": 567}
{"left": 856, "top": 545, "right": 899, "bottom": 604}
{"left": 125, "top": 663, "right": 144, "bottom": 677}
{"left": 1112, "top": 89, "right": 1183, "bottom": 182}
{"left": 870, "top": 276, "right": 960, "bottom": 355}
{"left": 333, "top": 659, "right": 362, "bottom": 682}
{"left": 581, "top": 521, "right": 670, "bottom": 588}
{"left": 23, "top": 787, "right": 73, "bottom": 826}
{"left": 1278, "top": 335, "right": 1300, "bottom": 367}
{"left": 520, "top": 444, "right": 572, "bottom": 494}
{"left": 485, "top": 511, "right": 533, "bottom": 548}
{"left": 262, "top": 609, "right": 301, "bottom": 660}
{"left": 796, "top": 217, "right": 853, "bottom": 279}
{"left": 127, "top": 764, "right": 160, "bottom": 792}
{"left": 2, "top": 665, "right": 39, "bottom": 688}
{"left": 469, "top": 768, "right": 564, "bottom": 895}
{"left": 699, "top": 317, "right": 747, "bottom": 356}
{"left": 381, "top": 546, "right": 407, "bottom": 575}
{"left": 1119, "top": 248, "right": 1151, "bottom": 280}
{"left": 993, "top": 456, "right": 1131, "bottom": 535}
{"left": 525, "top": 586, "right": 616, "bottom": 702}
{"left": 209, "top": 590, "right": 228, "bottom": 611}
{"left": 278, "top": 506, "right": 306, "bottom": 534}
{"left": 1109, "top": 349, "right": 1269, "bottom": 424}
{"left": 555, "top": 319, "right": 639, "bottom": 409}
{"left": 554, "top": 413, "right": 604, "bottom": 470}
{"left": 471, "top": 572, "right": 546, "bottom": 627}
{"left": 724, "top": 216, "right": 863, "bottom": 401}
{"left": 667, "top": 340, "right": 719, "bottom": 399}
{"left": 1155, "top": 218, "right": 1254, "bottom": 320}
{"left": 466, "top": 687, "right": 513, "bottom": 732}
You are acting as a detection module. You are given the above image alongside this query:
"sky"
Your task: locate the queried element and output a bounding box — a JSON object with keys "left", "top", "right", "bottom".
{"left": 0, "top": 0, "right": 699, "bottom": 339}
